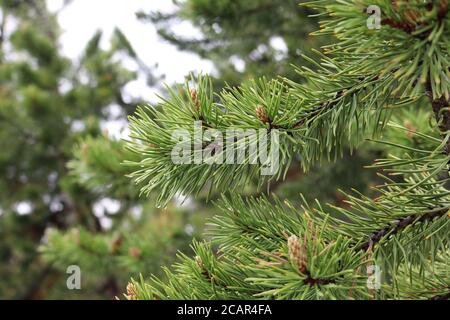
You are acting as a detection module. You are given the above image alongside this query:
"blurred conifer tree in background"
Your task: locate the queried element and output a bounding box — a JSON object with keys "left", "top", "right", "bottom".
{"left": 1, "top": 0, "right": 385, "bottom": 299}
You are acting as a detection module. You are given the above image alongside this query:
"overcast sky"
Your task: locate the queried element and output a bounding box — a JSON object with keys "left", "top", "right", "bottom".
{"left": 46, "top": 0, "right": 214, "bottom": 139}
{"left": 47, "top": 0, "right": 213, "bottom": 100}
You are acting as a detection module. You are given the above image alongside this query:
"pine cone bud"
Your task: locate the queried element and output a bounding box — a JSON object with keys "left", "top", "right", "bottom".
{"left": 190, "top": 88, "right": 200, "bottom": 109}
{"left": 126, "top": 282, "right": 137, "bottom": 300}
{"left": 288, "top": 235, "right": 308, "bottom": 274}
{"left": 391, "top": 0, "right": 422, "bottom": 24}
{"left": 255, "top": 105, "right": 269, "bottom": 124}
{"left": 190, "top": 88, "right": 197, "bottom": 100}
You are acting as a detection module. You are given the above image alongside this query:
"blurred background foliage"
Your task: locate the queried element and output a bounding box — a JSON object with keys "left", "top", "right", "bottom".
{"left": 138, "top": 0, "right": 327, "bottom": 87}
{"left": 0, "top": 0, "right": 390, "bottom": 299}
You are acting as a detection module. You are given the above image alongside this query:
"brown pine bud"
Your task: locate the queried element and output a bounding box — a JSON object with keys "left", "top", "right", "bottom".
{"left": 190, "top": 88, "right": 200, "bottom": 109}
{"left": 255, "top": 105, "right": 269, "bottom": 124}
{"left": 126, "top": 282, "right": 137, "bottom": 300}
{"left": 190, "top": 88, "right": 197, "bottom": 101}
{"left": 391, "top": 0, "right": 422, "bottom": 24}
{"left": 288, "top": 235, "right": 308, "bottom": 274}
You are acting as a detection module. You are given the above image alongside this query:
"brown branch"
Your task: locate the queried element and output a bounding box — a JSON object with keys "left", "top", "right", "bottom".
{"left": 429, "top": 289, "right": 450, "bottom": 300}
{"left": 381, "top": 18, "right": 416, "bottom": 34}
{"left": 437, "top": 0, "right": 450, "bottom": 21}
{"left": 290, "top": 89, "right": 348, "bottom": 129}
{"left": 359, "top": 207, "right": 449, "bottom": 251}
{"left": 381, "top": 1, "right": 448, "bottom": 35}
{"left": 288, "top": 75, "right": 381, "bottom": 131}
{"left": 304, "top": 271, "right": 336, "bottom": 286}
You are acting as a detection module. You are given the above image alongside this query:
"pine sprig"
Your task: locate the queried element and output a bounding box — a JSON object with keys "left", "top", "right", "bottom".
{"left": 125, "top": 0, "right": 450, "bottom": 300}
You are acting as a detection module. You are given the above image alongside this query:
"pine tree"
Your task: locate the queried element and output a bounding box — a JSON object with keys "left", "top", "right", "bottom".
{"left": 1, "top": 0, "right": 339, "bottom": 300}
{"left": 125, "top": 0, "right": 450, "bottom": 300}
{"left": 0, "top": 0, "right": 197, "bottom": 299}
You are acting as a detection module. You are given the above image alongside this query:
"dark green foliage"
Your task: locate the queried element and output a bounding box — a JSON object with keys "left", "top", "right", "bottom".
{"left": 1, "top": 0, "right": 341, "bottom": 299}
{"left": 127, "top": 1, "right": 450, "bottom": 300}
{"left": 0, "top": 0, "right": 161, "bottom": 299}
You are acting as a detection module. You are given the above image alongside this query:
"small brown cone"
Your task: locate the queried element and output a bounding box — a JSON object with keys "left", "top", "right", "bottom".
{"left": 190, "top": 88, "right": 200, "bottom": 109}
{"left": 255, "top": 105, "right": 269, "bottom": 124}
{"left": 288, "top": 235, "right": 308, "bottom": 274}
{"left": 126, "top": 282, "right": 137, "bottom": 300}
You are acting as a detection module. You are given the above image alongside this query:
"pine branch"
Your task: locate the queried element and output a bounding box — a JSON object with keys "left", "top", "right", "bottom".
{"left": 359, "top": 206, "right": 449, "bottom": 251}
{"left": 127, "top": 1, "right": 450, "bottom": 300}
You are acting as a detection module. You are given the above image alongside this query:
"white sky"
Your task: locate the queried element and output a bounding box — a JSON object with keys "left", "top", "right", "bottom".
{"left": 47, "top": 0, "right": 214, "bottom": 101}
{"left": 46, "top": 0, "right": 214, "bottom": 139}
